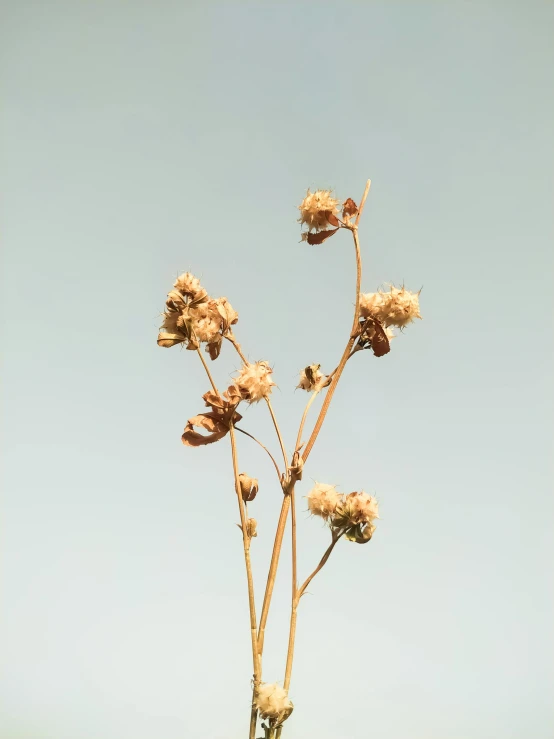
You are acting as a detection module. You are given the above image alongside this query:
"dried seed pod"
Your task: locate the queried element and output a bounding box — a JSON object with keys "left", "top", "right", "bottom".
{"left": 239, "top": 473, "right": 259, "bottom": 502}
{"left": 246, "top": 518, "right": 257, "bottom": 538}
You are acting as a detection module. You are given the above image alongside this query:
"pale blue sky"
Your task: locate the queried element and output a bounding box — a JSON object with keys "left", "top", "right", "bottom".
{"left": 2, "top": 2, "right": 553, "bottom": 738}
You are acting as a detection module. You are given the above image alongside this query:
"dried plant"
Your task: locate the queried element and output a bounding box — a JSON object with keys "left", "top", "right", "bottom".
{"left": 156, "top": 179, "right": 422, "bottom": 738}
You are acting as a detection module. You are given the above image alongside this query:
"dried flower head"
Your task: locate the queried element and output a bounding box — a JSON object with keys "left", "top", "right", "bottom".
{"left": 173, "top": 272, "right": 207, "bottom": 302}
{"left": 239, "top": 473, "right": 259, "bottom": 502}
{"left": 306, "top": 483, "right": 342, "bottom": 520}
{"left": 188, "top": 300, "right": 221, "bottom": 344}
{"left": 360, "top": 285, "right": 422, "bottom": 328}
{"left": 298, "top": 189, "right": 340, "bottom": 232}
{"left": 255, "top": 683, "right": 293, "bottom": 720}
{"left": 332, "top": 491, "right": 379, "bottom": 528}
{"left": 297, "top": 364, "right": 325, "bottom": 392}
{"left": 233, "top": 361, "right": 275, "bottom": 403}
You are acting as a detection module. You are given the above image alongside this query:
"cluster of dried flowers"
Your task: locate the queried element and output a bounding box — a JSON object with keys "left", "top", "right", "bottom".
{"left": 307, "top": 483, "right": 379, "bottom": 544}
{"left": 157, "top": 271, "right": 239, "bottom": 360}
{"left": 157, "top": 182, "right": 422, "bottom": 739}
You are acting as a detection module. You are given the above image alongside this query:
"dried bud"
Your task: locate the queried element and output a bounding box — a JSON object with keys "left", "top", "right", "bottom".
{"left": 298, "top": 189, "right": 340, "bottom": 233}
{"left": 246, "top": 518, "right": 257, "bottom": 538}
{"left": 239, "top": 473, "right": 259, "bottom": 502}
{"left": 332, "top": 492, "right": 379, "bottom": 528}
{"left": 345, "top": 521, "right": 376, "bottom": 544}
{"left": 360, "top": 285, "right": 422, "bottom": 328}
{"left": 255, "top": 683, "right": 293, "bottom": 720}
{"left": 306, "top": 483, "right": 342, "bottom": 520}
{"left": 297, "top": 364, "right": 325, "bottom": 392}
{"left": 233, "top": 361, "right": 276, "bottom": 403}
{"left": 214, "top": 297, "right": 238, "bottom": 332}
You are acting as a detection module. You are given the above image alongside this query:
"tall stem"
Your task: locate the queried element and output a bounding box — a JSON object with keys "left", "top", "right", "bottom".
{"left": 257, "top": 493, "right": 290, "bottom": 654}
{"left": 225, "top": 331, "right": 292, "bottom": 662}
{"left": 275, "top": 533, "right": 343, "bottom": 739}
{"left": 194, "top": 348, "right": 259, "bottom": 738}
{"left": 301, "top": 201, "right": 367, "bottom": 464}
{"left": 229, "top": 424, "right": 261, "bottom": 739}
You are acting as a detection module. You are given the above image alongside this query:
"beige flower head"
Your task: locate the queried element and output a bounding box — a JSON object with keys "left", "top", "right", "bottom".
{"left": 333, "top": 491, "right": 379, "bottom": 528}
{"left": 173, "top": 272, "right": 207, "bottom": 302}
{"left": 188, "top": 300, "right": 221, "bottom": 344}
{"left": 306, "top": 483, "right": 342, "bottom": 520}
{"left": 233, "top": 361, "right": 276, "bottom": 403}
{"left": 255, "top": 683, "right": 293, "bottom": 721}
{"left": 297, "top": 364, "right": 325, "bottom": 392}
{"left": 360, "top": 285, "right": 422, "bottom": 328}
{"left": 298, "top": 189, "right": 340, "bottom": 232}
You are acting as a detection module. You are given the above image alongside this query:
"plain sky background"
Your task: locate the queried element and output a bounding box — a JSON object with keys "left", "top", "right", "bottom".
{"left": 1, "top": 2, "right": 553, "bottom": 738}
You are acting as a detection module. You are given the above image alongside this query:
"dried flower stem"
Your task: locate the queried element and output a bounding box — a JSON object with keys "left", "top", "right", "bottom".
{"left": 230, "top": 424, "right": 261, "bottom": 739}
{"left": 301, "top": 181, "right": 370, "bottom": 463}
{"left": 295, "top": 390, "right": 320, "bottom": 453}
{"left": 257, "top": 494, "right": 290, "bottom": 654}
{"left": 275, "top": 532, "right": 344, "bottom": 739}
{"left": 225, "top": 331, "right": 293, "bottom": 666}
{"left": 193, "top": 348, "right": 259, "bottom": 738}
{"left": 196, "top": 348, "right": 218, "bottom": 394}
{"left": 265, "top": 397, "right": 289, "bottom": 471}
{"left": 234, "top": 426, "right": 283, "bottom": 482}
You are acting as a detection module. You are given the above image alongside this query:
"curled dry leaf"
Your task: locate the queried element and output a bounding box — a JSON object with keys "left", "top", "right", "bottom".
{"left": 181, "top": 386, "right": 242, "bottom": 447}
{"left": 342, "top": 198, "right": 358, "bottom": 218}
{"left": 324, "top": 211, "right": 340, "bottom": 227}
{"left": 206, "top": 336, "right": 222, "bottom": 360}
{"left": 361, "top": 317, "right": 391, "bottom": 357}
{"left": 302, "top": 227, "right": 339, "bottom": 245}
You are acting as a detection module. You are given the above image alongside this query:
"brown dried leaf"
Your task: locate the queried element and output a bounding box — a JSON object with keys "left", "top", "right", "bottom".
{"left": 215, "top": 297, "right": 239, "bottom": 332}
{"left": 305, "top": 228, "right": 339, "bottom": 245}
{"left": 324, "top": 211, "right": 340, "bottom": 227}
{"left": 342, "top": 198, "right": 358, "bottom": 218}
{"left": 181, "top": 412, "right": 230, "bottom": 447}
{"left": 368, "top": 319, "right": 391, "bottom": 357}
{"left": 157, "top": 332, "right": 185, "bottom": 348}
{"left": 207, "top": 336, "right": 222, "bottom": 360}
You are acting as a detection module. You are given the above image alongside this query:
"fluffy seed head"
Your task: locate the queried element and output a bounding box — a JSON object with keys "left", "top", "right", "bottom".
{"left": 360, "top": 285, "right": 422, "bottom": 328}
{"left": 298, "top": 189, "right": 340, "bottom": 232}
{"left": 255, "top": 683, "right": 293, "bottom": 720}
{"left": 297, "top": 364, "right": 325, "bottom": 392}
{"left": 233, "top": 361, "right": 276, "bottom": 403}
{"left": 306, "top": 483, "right": 342, "bottom": 519}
